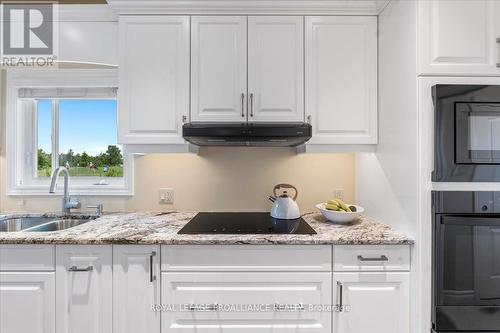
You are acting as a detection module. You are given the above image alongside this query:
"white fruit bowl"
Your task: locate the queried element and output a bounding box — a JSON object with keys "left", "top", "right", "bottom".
{"left": 316, "top": 203, "right": 365, "bottom": 224}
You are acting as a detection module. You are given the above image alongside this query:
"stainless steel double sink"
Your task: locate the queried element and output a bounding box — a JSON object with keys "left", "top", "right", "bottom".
{"left": 0, "top": 216, "right": 96, "bottom": 232}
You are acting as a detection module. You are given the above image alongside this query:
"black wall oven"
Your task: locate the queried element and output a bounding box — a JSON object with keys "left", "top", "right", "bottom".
{"left": 433, "top": 85, "right": 500, "bottom": 182}
{"left": 433, "top": 191, "right": 500, "bottom": 332}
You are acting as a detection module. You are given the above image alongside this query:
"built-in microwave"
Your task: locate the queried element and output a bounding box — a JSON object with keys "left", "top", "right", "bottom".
{"left": 433, "top": 85, "right": 500, "bottom": 182}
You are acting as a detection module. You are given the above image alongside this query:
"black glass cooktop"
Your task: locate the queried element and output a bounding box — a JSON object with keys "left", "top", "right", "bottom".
{"left": 178, "top": 212, "right": 316, "bottom": 235}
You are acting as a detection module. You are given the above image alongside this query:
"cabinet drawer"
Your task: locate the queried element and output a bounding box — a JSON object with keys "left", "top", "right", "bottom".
{"left": 161, "top": 272, "right": 332, "bottom": 333}
{"left": 161, "top": 245, "right": 331, "bottom": 272}
{"left": 0, "top": 245, "right": 55, "bottom": 271}
{"left": 334, "top": 245, "right": 410, "bottom": 272}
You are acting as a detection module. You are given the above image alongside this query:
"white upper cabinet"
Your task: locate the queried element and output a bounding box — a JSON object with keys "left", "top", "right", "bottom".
{"left": 248, "top": 16, "right": 304, "bottom": 122}
{"left": 55, "top": 246, "right": 112, "bottom": 333}
{"left": 305, "top": 16, "right": 378, "bottom": 145}
{"left": 191, "top": 16, "right": 248, "bottom": 122}
{"left": 113, "top": 245, "right": 161, "bottom": 333}
{"left": 118, "top": 16, "right": 190, "bottom": 144}
{"left": 419, "top": 0, "right": 500, "bottom": 76}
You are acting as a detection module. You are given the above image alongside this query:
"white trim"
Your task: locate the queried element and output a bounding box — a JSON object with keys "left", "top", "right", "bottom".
{"left": 108, "top": 0, "right": 389, "bottom": 15}
{"left": 297, "top": 144, "right": 376, "bottom": 153}
{"left": 6, "top": 69, "right": 134, "bottom": 197}
{"left": 51, "top": 100, "right": 59, "bottom": 173}
{"left": 2, "top": 4, "right": 117, "bottom": 22}
{"left": 7, "top": 156, "right": 135, "bottom": 197}
{"left": 6, "top": 69, "right": 118, "bottom": 87}
{"left": 19, "top": 87, "right": 117, "bottom": 99}
{"left": 432, "top": 182, "right": 500, "bottom": 191}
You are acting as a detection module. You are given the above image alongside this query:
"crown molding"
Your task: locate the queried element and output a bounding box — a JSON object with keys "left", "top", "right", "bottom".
{"left": 107, "top": 0, "right": 390, "bottom": 15}
{"left": 58, "top": 4, "right": 117, "bottom": 21}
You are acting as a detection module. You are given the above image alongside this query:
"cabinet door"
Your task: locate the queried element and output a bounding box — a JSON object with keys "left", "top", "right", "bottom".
{"left": 55, "top": 245, "right": 112, "bottom": 333}
{"left": 118, "top": 16, "right": 190, "bottom": 144}
{"left": 333, "top": 272, "right": 410, "bottom": 333}
{"left": 0, "top": 272, "right": 55, "bottom": 333}
{"left": 191, "top": 16, "right": 247, "bottom": 122}
{"left": 419, "top": 0, "right": 500, "bottom": 76}
{"left": 113, "top": 245, "right": 160, "bottom": 333}
{"left": 162, "top": 272, "right": 332, "bottom": 333}
{"left": 248, "top": 16, "right": 304, "bottom": 122}
{"left": 305, "top": 16, "right": 377, "bottom": 144}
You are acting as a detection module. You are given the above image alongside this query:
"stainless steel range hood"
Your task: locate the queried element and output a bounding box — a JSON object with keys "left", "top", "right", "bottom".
{"left": 182, "top": 122, "right": 312, "bottom": 147}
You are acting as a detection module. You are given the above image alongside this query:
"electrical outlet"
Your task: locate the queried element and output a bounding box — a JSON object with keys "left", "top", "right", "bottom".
{"left": 334, "top": 188, "right": 345, "bottom": 200}
{"left": 159, "top": 188, "right": 174, "bottom": 204}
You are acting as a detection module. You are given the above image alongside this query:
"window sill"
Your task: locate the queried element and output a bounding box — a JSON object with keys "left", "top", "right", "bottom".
{"left": 7, "top": 186, "right": 133, "bottom": 197}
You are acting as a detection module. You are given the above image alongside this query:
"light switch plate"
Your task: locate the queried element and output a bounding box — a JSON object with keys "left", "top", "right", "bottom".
{"left": 159, "top": 188, "right": 174, "bottom": 204}
{"left": 335, "top": 188, "right": 345, "bottom": 201}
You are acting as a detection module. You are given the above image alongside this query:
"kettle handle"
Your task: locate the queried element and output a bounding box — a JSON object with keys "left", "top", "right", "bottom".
{"left": 273, "top": 184, "right": 298, "bottom": 200}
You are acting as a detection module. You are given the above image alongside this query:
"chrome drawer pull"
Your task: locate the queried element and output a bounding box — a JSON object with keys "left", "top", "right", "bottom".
{"left": 357, "top": 255, "right": 389, "bottom": 262}
{"left": 335, "top": 281, "right": 344, "bottom": 312}
{"left": 496, "top": 38, "right": 500, "bottom": 67}
{"left": 249, "top": 93, "right": 254, "bottom": 117}
{"left": 68, "top": 265, "right": 93, "bottom": 272}
{"left": 334, "top": 282, "right": 351, "bottom": 313}
{"left": 150, "top": 251, "right": 156, "bottom": 283}
{"left": 241, "top": 93, "right": 245, "bottom": 118}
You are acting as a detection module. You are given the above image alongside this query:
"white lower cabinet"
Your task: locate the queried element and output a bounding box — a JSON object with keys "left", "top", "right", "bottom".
{"left": 333, "top": 272, "right": 410, "bottom": 333}
{"left": 55, "top": 245, "right": 112, "bottom": 333}
{"left": 0, "top": 272, "right": 55, "bottom": 333}
{"left": 161, "top": 272, "right": 332, "bottom": 333}
{"left": 113, "top": 245, "right": 161, "bottom": 333}
{"left": 1, "top": 244, "right": 411, "bottom": 333}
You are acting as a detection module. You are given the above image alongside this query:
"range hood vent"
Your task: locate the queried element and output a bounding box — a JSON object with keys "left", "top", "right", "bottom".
{"left": 182, "top": 122, "right": 312, "bottom": 147}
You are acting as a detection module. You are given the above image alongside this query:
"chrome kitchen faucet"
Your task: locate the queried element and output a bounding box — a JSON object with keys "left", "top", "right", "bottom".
{"left": 49, "top": 166, "right": 81, "bottom": 215}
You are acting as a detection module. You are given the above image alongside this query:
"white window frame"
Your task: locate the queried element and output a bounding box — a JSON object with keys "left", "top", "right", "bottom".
{"left": 6, "top": 69, "right": 134, "bottom": 196}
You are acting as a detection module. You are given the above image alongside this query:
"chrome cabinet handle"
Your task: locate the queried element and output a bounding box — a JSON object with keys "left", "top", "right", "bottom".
{"left": 274, "top": 303, "right": 304, "bottom": 311}
{"left": 241, "top": 93, "right": 245, "bottom": 118}
{"left": 69, "top": 265, "right": 93, "bottom": 272}
{"left": 250, "top": 93, "right": 254, "bottom": 117}
{"left": 496, "top": 38, "right": 500, "bottom": 68}
{"left": 357, "top": 255, "right": 389, "bottom": 262}
{"left": 150, "top": 251, "right": 156, "bottom": 282}
{"left": 188, "top": 304, "right": 219, "bottom": 311}
{"left": 336, "top": 281, "right": 343, "bottom": 312}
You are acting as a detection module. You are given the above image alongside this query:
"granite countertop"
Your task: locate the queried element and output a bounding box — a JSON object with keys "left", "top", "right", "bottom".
{"left": 0, "top": 212, "right": 413, "bottom": 245}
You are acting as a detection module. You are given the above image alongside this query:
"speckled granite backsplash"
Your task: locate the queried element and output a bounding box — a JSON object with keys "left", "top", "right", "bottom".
{"left": 0, "top": 212, "right": 413, "bottom": 245}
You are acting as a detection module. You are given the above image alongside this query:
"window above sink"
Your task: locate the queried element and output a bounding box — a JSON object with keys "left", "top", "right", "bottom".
{"left": 6, "top": 70, "right": 134, "bottom": 196}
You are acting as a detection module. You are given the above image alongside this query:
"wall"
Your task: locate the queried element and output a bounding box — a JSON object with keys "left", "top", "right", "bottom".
{"left": 0, "top": 70, "right": 4, "bottom": 213}
{"left": 355, "top": 0, "right": 418, "bottom": 237}
{"left": 0, "top": 68, "right": 355, "bottom": 213}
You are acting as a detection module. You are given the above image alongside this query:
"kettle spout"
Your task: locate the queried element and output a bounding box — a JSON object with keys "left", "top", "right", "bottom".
{"left": 268, "top": 196, "right": 276, "bottom": 203}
